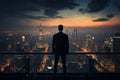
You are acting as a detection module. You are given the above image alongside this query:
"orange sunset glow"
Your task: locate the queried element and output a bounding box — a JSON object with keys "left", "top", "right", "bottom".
{"left": 26, "top": 16, "right": 120, "bottom": 27}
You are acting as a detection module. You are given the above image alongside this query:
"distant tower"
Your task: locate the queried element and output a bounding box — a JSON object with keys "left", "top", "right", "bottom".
{"left": 73, "top": 28, "right": 77, "bottom": 41}
{"left": 39, "top": 24, "right": 44, "bottom": 41}
{"left": 34, "top": 24, "right": 49, "bottom": 53}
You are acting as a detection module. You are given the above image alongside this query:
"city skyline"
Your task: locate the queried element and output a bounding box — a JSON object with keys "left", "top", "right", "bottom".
{"left": 0, "top": 0, "right": 120, "bottom": 31}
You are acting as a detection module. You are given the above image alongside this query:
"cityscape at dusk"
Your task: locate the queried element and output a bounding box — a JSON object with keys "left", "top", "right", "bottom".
{"left": 0, "top": 0, "right": 120, "bottom": 80}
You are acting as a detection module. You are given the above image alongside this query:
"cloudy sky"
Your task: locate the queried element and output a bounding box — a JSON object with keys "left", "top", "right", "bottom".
{"left": 0, "top": 0, "right": 120, "bottom": 30}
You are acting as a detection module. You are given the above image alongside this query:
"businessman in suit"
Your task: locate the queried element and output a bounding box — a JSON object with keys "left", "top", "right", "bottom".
{"left": 52, "top": 24, "right": 69, "bottom": 75}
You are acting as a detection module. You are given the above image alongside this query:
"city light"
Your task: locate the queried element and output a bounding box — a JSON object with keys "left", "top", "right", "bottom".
{"left": 0, "top": 25, "right": 120, "bottom": 74}
{"left": 22, "top": 35, "right": 25, "bottom": 42}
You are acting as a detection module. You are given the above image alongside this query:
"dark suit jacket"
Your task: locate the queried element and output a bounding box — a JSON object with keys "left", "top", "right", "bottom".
{"left": 52, "top": 32, "right": 69, "bottom": 54}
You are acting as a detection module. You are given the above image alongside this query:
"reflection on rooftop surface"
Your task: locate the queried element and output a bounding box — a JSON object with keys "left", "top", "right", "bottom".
{"left": 0, "top": 53, "right": 119, "bottom": 73}
{"left": 0, "top": 53, "right": 120, "bottom": 80}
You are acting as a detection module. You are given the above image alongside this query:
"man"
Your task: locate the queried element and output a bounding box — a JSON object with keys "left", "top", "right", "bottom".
{"left": 52, "top": 24, "right": 69, "bottom": 75}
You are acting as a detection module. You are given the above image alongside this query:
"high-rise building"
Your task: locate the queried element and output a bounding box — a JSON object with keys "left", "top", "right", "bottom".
{"left": 33, "top": 25, "right": 49, "bottom": 53}
{"left": 72, "top": 28, "right": 81, "bottom": 52}
{"left": 104, "top": 37, "right": 113, "bottom": 52}
{"left": 113, "top": 32, "right": 120, "bottom": 52}
{"left": 83, "top": 35, "right": 96, "bottom": 52}
{"left": 73, "top": 28, "right": 77, "bottom": 41}
{"left": 39, "top": 25, "right": 44, "bottom": 41}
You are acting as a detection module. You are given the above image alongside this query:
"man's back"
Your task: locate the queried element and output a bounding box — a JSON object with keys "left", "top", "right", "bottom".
{"left": 53, "top": 32, "right": 69, "bottom": 53}
{"left": 53, "top": 24, "right": 69, "bottom": 75}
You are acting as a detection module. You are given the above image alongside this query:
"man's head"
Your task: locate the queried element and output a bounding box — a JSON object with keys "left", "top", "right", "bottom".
{"left": 58, "top": 24, "right": 63, "bottom": 32}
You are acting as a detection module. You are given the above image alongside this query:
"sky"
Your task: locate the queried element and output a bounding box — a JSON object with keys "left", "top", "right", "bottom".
{"left": 0, "top": 0, "right": 120, "bottom": 31}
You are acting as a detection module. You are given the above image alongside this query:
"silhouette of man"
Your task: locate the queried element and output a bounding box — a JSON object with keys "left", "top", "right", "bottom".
{"left": 52, "top": 24, "right": 69, "bottom": 75}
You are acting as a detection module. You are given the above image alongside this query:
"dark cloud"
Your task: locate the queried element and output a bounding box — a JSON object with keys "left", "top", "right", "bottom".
{"left": 107, "top": 14, "right": 114, "bottom": 18}
{"left": 93, "top": 13, "right": 114, "bottom": 22}
{"left": 44, "top": 8, "right": 58, "bottom": 17}
{"left": 55, "top": 16, "right": 64, "bottom": 18}
{"left": 87, "top": 0, "right": 110, "bottom": 13}
{"left": 0, "top": 0, "right": 40, "bottom": 13}
{"left": 79, "top": 0, "right": 110, "bottom": 13}
{"left": 0, "top": 0, "right": 79, "bottom": 28}
{"left": 79, "top": 8, "right": 86, "bottom": 14}
{"left": 42, "top": 0, "right": 79, "bottom": 17}
{"left": 117, "top": 4, "right": 120, "bottom": 10}
{"left": 93, "top": 18, "right": 109, "bottom": 22}
{"left": 19, "top": 14, "right": 47, "bottom": 20}
{"left": 0, "top": 0, "right": 79, "bottom": 19}
{"left": 43, "top": 0, "right": 79, "bottom": 10}
{"left": 114, "top": 2, "right": 120, "bottom": 11}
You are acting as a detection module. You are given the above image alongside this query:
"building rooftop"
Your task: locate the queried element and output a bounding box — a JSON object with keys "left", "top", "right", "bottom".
{"left": 0, "top": 52, "right": 120, "bottom": 80}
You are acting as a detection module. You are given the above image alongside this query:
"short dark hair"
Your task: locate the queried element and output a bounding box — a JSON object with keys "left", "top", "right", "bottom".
{"left": 58, "top": 24, "right": 63, "bottom": 31}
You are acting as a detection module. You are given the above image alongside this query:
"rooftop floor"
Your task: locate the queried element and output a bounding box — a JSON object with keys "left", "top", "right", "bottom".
{"left": 0, "top": 52, "right": 120, "bottom": 80}
{"left": 0, "top": 73, "right": 120, "bottom": 80}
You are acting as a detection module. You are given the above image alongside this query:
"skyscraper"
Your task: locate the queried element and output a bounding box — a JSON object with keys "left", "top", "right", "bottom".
{"left": 104, "top": 38, "right": 112, "bottom": 52}
{"left": 39, "top": 25, "right": 44, "bottom": 41}
{"left": 83, "top": 35, "right": 96, "bottom": 52}
{"left": 113, "top": 32, "right": 120, "bottom": 52}
{"left": 34, "top": 25, "right": 49, "bottom": 53}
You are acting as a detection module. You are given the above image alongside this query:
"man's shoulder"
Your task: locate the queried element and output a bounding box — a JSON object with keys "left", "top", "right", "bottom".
{"left": 54, "top": 32, "right": 68, "bottom": 37}
{"left": 62, "top": 33, "right": 68, "bottom": 37}
{"left": 53, "top": 33, "right": 58, "bottom": 37}
{"left": 64, "top": 33, "right": 68, "bottom": 36}
{"left": 60, "top": 32, "right": 68, "bottom": 36}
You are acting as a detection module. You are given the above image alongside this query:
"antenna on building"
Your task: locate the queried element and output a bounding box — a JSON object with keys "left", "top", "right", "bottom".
{"left": 73, "top": 28, "right": 77, "bottom": 41}
{"left": 39, "top": 24, "right": 43, "bottom": 33}
{"left": 39, "top": 24, "right": 42, "bottom": 30}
